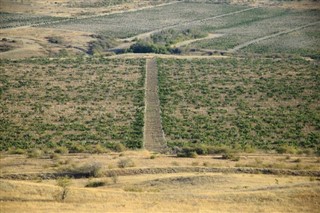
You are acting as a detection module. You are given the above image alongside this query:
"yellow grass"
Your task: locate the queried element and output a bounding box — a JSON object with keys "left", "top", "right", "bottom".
{"left": 1, "top": 171, "right": 319, "bottom": 212}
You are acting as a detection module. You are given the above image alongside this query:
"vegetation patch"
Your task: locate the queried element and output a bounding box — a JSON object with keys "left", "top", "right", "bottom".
{"left": 158, "top": 58, "right": 320, "bottom": 152}
{"left": 0, "top": 57, "right": 145, "bottom": 151}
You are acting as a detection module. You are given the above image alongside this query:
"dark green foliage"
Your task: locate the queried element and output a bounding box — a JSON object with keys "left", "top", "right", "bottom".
{"left": 129, "top": 41, "right": 170, "bottom": 54}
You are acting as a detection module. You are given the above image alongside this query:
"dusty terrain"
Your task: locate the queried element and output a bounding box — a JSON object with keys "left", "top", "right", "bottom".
{"left": 0, "top": 27, "right": 94, "bottom": 59}
{"left": 1, "top": 151, "right": 320, "bottom": 212}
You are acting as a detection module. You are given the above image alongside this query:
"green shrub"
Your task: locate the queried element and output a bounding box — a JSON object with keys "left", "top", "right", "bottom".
{"left": 68, "top": 144, "right": 86, "bottom": 153}
{"left": 27, "top": 148, "right": 43, "bottom": 158}
{"left": 114, "top": 143, "right": 126, "bottom": 152}
{"left": 55, "top": 146, "right": 69, "bottom": 154}
{"left": 109, "top": 171, "right": 118, "bottom": 184}
{"left": 56, "top": 177, "right": 71, "bottom": 202}
{"left": 221, "top": 152, "right": 239, "bottom": 161}
{"left": 276, "top": 145, "right": 297, "bottom": 154}
{"left": 8, "top": 148, "right": 25, "bottom": 155}
{"left": 49, "top": 153, "right": 60, "bottom": 160}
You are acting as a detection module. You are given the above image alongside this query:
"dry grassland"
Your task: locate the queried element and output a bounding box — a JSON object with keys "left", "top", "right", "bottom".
{"left": 1, "top": 152, "right": 319, "bottom": 213}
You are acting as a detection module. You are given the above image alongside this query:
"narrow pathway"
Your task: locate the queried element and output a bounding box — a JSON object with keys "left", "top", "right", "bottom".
{"left": 171, "top": 33, "right": 224, "bottom": 48}
{"left": 229, "top": 21, "right": 320, "bottom": 52}
{"left": 124, "top": 7, "right": 257, "bottom": 41}
{"left": 144, "top": 58, "right": 167, "bottom": 153}
{"left": 0, "top": 1, "right": 181, "bottom": 29}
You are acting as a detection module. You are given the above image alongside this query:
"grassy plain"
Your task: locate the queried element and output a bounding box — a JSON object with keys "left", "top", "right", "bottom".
{"left": 1, "top": 151, "right": 320, "bottom": 213}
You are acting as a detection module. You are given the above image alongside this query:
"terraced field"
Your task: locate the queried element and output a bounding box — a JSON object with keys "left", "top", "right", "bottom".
{"left": 0, "top": 58, "right": 145, "bottom": 151}
{"left": 157, "top": 58, "right": 320, "bottom": 152}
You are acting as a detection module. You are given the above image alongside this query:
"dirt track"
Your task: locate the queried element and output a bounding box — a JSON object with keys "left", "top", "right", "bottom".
{"left": 1, "top": 166, "right": 319, "bottom": 180}
{"left": 0, "top": 1, "right": 181, "bottom": 29}
{"left": 230, "top": 20, "right": 320, "bottom": 52}
{"left": 144, "top": 59, "right": 167, "bottom": 152}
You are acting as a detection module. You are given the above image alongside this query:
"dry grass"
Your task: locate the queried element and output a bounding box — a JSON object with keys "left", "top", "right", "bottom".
{"left": 1, "top": 151, "right": 319, "bottom": 175}
{"left": 1, "top": 171, "right": 319, "bottom": 212}
{"left": 0, "top": 0, "right": 177, "bottom": 17}
{"left": 0, "top": 27, "right": 94, "bottom": 59}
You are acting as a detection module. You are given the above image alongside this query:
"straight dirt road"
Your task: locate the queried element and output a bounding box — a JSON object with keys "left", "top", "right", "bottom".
{"left": 144, "top": 58, "right": 167, "bottom": 153}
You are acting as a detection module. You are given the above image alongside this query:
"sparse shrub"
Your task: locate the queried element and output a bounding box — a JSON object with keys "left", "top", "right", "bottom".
{"left": 60, "top": 163, "right": 103, "bottom": 177}
{"left": 207, "top": 146, "right": 231, "bottom": 155}
{"left": 171, "top": 161, "right": 180, "bottom": 166}
{"left": 47, "top": 36, "right": 64, "bottom": 44}
{"left": 117, "top": 158, "right": 135, "bottom": 168}
{"left": 150, "top": 154, "right": 157, "bottom": 159}
{"left": 108, "top": 164, "right": 115, "bottom": 169}
{"left": 293, "top": 158, "right": 302, "bottom": 163}
{"left": 49, "top": 153, "right": 60, "bottom": 160}
{"left": 114, "top": 143, "right": 126, "bottom": 152}
{"left": 8, "top": 148, "right": 25, "bottom": 155}
{"left": 68, "top": 144, "right": 86, "bottom": 153}
{"left": 276, "top": 145, "right": 297, "bottom": 154}
{"left": 254, "top": 158, "right": 263, "bottom": 165}
{"left": 124, "top": 186, "right": 143, "bottom": 192}
{"left": 91, "top": 144, "right": 108, "bottom": 154}
{"left": 85, "top": 180, "right": 106, "bottom": 188}
{"left": 177, "top": 147, "right": 200, "bottom": 158}
{"left": 191, "top": 162, "right": 199, "bottom": 166}
{"left": 230, "top": 155, "right": 240, "bottom": 161}
{"left": 27, "top": 148, "right": 43, "bottom": 158}
{"left": 221, "top": 151, "right": 239, "bottom": 161}
{"left": 309, "top": 177, "right": 316, "bottom": 182}
{"left": 203, "top": 162, "right": 210, "bottom": 167}
{"left": 243, "top": 145, "right": 256, "bottom": 153}
{"left": 54, "top": 146, "right": 69, "bottom": 154}
{"left": 109, "top": 171, "right": 118, "bottom": 184}
{"left": 56, "top": 177, "right": 71, "bottom": 202}
{"left": 190, "top": 152, "right": 198, "bottom": 158}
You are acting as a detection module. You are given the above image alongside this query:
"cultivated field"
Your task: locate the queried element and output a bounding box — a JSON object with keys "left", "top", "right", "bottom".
{"left": 158, "top": 58, "right": 320, "bottom": 153}
{"left": 44, "top": 2, "right": 247, "bottom": 38}
{"left": 0, "top": 1, "right": 320, "bottom": 212}
{"left": 0, "top": 58, "right": 145, "bottom": 151}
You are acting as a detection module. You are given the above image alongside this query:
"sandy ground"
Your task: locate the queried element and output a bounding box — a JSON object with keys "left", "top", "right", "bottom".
{"left": 0, "top": 27, "right": 94, "bottom": 59}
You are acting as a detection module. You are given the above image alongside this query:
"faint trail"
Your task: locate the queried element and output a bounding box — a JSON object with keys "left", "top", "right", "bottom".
{"left": 2, "top": 167, "right": 320, "bottom": 180}
{"left": 110, "top": 7, "right": 257, "bottom": 51}
{"left": 144, "top": 58, "right": 167, "bottom": 153}
{"left": 0, "top": 1, "right": 181, "bottom": 29}
{"left": 171, "top": 33, "right": 224, "bottom": 48}
{"left": 123, "top": 7, "right": 258, "bottom": 41}
{"left": 230, "top": 21, "right": 320, "bottom": 52}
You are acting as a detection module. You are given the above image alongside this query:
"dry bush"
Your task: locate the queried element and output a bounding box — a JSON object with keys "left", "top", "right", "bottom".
{"left": 118, "top": 158, "right": 135, "bottom": 168}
